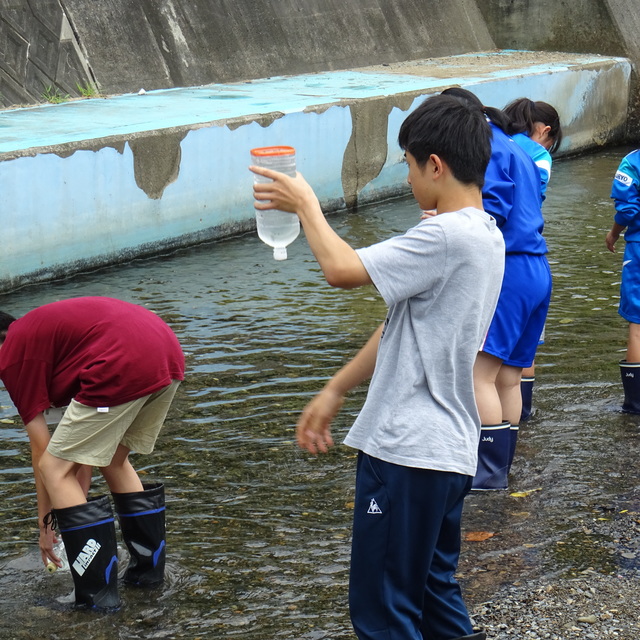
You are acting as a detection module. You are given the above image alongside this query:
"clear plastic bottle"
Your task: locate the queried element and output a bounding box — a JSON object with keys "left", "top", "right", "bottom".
{"left": 46, "top": 539, "right": 69, "bottom": 573}
{"left": 250, "top": 146, "right": 300, "bottom": 260}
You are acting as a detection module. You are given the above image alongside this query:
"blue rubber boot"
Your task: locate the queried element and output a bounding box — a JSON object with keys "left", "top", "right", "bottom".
{"left": 620, "top": 361, "right": 640, "bottom": 414}
{"left": 112, "top": 483, "right": 166, "bottom": 586}
{"left": 471, "top": 422, "right": 510, "bottom": 491}
{"left": 508, "top": 423, "right": 519, "bottom": 473}
{"left": 520, "top": 376, "right": 535, "bottom": 421}
{"left": 53, "top": 496, "right": 120, "bottom": 610}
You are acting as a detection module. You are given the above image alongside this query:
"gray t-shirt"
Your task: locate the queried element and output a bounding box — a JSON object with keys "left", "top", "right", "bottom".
{"left": 344, "top": 207, "right": 505, "bottom": 475}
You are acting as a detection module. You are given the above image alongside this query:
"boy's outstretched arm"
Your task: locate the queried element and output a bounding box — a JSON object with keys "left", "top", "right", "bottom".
{"left": 251, "top": 166, "right": 371, "bottom": 289}
{"left": 297, "top": 323, "right": 383, "bottom": 453}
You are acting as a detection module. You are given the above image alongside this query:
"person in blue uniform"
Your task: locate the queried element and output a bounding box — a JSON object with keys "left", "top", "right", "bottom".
{"left": 503, "top": 98, "right": 563, "bottom": 421}
{"left": 505, "top": 98, "right": 562, "bottom": 199}
{"left": 606, "top": 148, "right": 640, "bottom": 412}
{"left": 442, "top": 88, "right": 553, "bottom": 490}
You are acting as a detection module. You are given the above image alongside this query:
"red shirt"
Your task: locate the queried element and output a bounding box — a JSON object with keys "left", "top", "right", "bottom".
{"left": 0, "top": 297, "right": 185, "bottom": 424}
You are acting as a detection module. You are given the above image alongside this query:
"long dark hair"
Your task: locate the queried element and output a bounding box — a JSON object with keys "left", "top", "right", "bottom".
{"left": 440, "top": 87, "right": 511, "bottom": 134}
{"left": 503, "top": 98, "right": 563, "bottom": 154}
{"left": 398, "top": 93, "right": 491, "bottom": 187}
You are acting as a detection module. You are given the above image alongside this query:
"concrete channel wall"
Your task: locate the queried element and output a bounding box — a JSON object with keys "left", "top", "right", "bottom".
{"left": 475, "top": 0, "right": 640, "bottom": 135}
{"left": 0, "top": 0, "right": 638, "bottom": 291}
{"left": 0, "top": 51, "right": 631, "bottom": 292}
{"left": 1, "top": 0, "right": 638, "bottom": 112}
{"left": 0, "top": 0, "right": 493, "bottom": 106}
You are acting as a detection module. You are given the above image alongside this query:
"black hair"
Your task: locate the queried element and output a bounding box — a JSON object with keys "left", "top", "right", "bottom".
{"left": 398, "top": 93, "right": 491, "bottom": 188}
{"left": 0, "top": 311, "right": 16, "bottom": 343}
{"left": 503, "top": 97, "right": 563, "bottom": 154}
{"left": 440, "top": 86, "right": 511, "bottom": 133}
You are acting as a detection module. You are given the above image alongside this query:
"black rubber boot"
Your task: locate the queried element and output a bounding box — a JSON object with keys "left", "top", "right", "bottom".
{"left": 508, "top": 423, "right": 519, "bottom": 473}
{"left": 451, "top": 633, "right": 486, "bottom": 640}
{"left": 620, "top": 360, "right": 640, "bottom": 413}
{"left": 53, "top": 495, "right": 120, "bottom": 610}
{"left": 471, "top": 422, "right": 510, "bottom": 490}
{"left": 112, "top": 482, "right": 166, "bottom": 586}
{"left": 520, "top": 376, "right": 535, "bottom": 421}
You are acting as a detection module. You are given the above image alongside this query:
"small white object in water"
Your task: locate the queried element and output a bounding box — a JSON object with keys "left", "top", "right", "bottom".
{"left": 138, "top": 88, "right": 146, "bottom": 95}
{"left": 56, "top": 589, "right": 76, "bottom": 605}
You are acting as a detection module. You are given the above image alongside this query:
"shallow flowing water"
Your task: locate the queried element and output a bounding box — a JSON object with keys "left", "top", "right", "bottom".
{"left": 0, "top": 147, "right": 639, "bottom": 638}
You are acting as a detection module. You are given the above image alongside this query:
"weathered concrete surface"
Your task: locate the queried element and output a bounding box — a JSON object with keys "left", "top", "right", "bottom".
{"left": 474, "top": 0, "right": 625, "bottom": 56}
{"left": 2, "top": 0, "right": 640, "bottom": 139}
{"left": 475, "top": 0, "right": 640, "bottom": 138}
{"left": 602, "top": 0, "right": 640, "bottom": 137}
{"left": 0, "top": 0, "right": 494, "bottom": 106}
{"left": 0, "top": 51, "right": 631, "bottom": 293}
{"left": 61, "top": 0, "right": 494, "bottom": 93}
{"left": 0, "top": 0, "right": 94, "bottom": 107}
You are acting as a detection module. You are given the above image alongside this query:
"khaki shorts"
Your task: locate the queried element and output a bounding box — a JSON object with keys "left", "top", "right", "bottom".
{"left": 47, "top": 380, "right": 180, "bottom": 467}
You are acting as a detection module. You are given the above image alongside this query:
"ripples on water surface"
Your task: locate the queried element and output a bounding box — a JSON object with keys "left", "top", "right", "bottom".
{"left": 1, "top": 147, "right": 639, "bottom": 638}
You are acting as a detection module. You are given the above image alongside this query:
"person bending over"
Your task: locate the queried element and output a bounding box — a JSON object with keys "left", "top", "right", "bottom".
{"left": 0, "top": 297, "right": 184, "bottom": 609}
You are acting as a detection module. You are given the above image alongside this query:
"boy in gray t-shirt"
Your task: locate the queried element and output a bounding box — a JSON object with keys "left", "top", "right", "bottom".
{"left": 251, "top": 93, "right": 505, "bottom": 640}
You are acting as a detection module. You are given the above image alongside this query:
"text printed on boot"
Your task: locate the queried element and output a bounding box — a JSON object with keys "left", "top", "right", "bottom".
{"left": 72, "top": 538, "right": 102, "bottom": 576}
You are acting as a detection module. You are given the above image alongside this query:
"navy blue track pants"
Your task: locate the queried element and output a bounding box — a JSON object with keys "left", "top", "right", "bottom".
{"left": 349, "top": 452, "right": 473, "bottom": 640}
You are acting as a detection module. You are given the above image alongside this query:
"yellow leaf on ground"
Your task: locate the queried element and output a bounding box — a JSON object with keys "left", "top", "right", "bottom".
{"left": 510, "top": 488, "right": 542, "bottom": 498}
{"left": 464, "top": 531, "right": 495, "bottom": 542}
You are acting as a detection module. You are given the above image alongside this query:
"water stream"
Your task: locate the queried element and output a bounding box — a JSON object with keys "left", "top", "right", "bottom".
{"left": 0, "top": 147, "right": 639, "bottom": 638}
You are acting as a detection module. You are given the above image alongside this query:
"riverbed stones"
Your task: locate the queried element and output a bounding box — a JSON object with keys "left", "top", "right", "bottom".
{"left": 471, "top": 570, "right": 639, "bottom": 638}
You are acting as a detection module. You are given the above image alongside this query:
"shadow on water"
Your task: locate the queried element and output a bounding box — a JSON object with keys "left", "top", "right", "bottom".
{"left": 0, "top": 147, "right": 639, "bottom": 638}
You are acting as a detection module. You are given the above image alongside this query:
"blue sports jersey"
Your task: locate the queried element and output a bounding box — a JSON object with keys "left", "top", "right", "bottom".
{"left": 611, "top": 149, "right": 640, "bottom": 243}
{"left": 482, "top": 123, "right": 547, "bottom": 255}
{"left": 511, "top": 132, "right": 552, "bottom": 199}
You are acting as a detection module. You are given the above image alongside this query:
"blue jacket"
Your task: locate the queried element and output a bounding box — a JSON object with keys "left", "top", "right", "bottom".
{"left": 611, "top": 149, "right": 640, "bottom": 243}
{"left": 482, "top": 123, "right": 547, "bottom": 255}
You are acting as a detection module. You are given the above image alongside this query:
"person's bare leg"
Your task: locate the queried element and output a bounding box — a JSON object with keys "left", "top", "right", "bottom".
{"left": 626, "top": 323, "right": 640, "bottom": 362}
{"left": 496, "top": 364, "right": 524, "bottom": 426}
{"left": 473, "top": 352, "right": 504, "bottom": 425}
{"left": 76, "top": 465, "right": 93, "bottom": 497}
{"left": 522, "top": 363, "right": 535, "bottom": 379}
{"left": 38, "top": 452, "right": 87, "bottom": 509}
{"left": 101, "top": 444, "right": 144, "bottom": 494}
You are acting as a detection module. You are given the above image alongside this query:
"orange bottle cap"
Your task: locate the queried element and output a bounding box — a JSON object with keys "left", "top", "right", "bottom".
{"left": 250, "top": 146, "right": 295, "bottom": 157}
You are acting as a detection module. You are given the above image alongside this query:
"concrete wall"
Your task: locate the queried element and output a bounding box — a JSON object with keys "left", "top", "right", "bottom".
{"left": 64, "top": 0, "right": 494, "bottom": 93}
{"left": 475, "top": 0, "right": 640, "bottom": 138}
{"left": 474, "top": 0, "right": 626, "bottom": 56}
{"left": 0, "top": 51, "right": 631, "bottom": 292}
{"left": 2, "top": 0, "right": 640, "bottom": 130}
{"left": 1, "top": 0, "right": 494, "bottom": 106}
{"left": 0, "top": 1, "right": 638, "bottom": 291}
{"left": 0, "top": 0, "right": 94, "bottom": 107}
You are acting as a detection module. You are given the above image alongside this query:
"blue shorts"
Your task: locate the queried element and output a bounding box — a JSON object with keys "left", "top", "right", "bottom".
{"left": 619, "top": 242, "right": 640, "bottom": 324}
{"left": 482, "top": 253, "right": 552, "bottom": 368}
